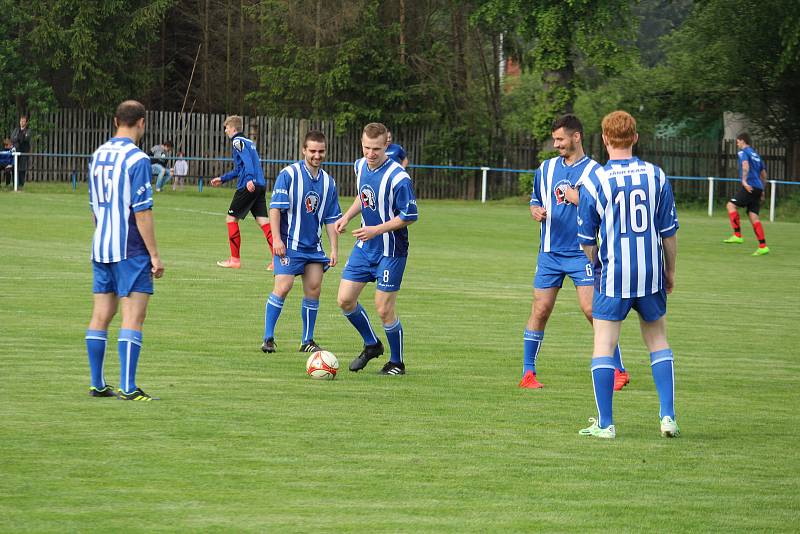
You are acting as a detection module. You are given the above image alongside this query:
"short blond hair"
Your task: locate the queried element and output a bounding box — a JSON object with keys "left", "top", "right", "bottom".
{"left": 224, "top": 115, "right": 243, "bottom": 132}
{"left": 363, "top": 122, "right": 388, "bottom": 141}
{"left": 601, "top": 110, "right": 637, "bottom": 149}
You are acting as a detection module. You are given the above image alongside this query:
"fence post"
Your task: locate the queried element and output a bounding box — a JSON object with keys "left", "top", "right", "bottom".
{"left": 71, "top": 171, "right": 77, "bottom": 190}
{"left": 707, "top": 176, "right": 714, "bottom": 217}
{"left": 769, "top": 180, "right": 776, "bottom": 222}
{"left": 198, "top": 177, "right": 204, "bottom": 192}
{"left": 480, "top": 167, "right": 489, "bottom": 203}
{"left": 13, "top": 151, "right": 18, "bottom": 192}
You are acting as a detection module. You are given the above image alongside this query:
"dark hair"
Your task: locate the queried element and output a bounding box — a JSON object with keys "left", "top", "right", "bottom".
{"left": 163, "top": 140, "right": 174, "bottom": 149}
{"left": 115, "top": 100, "right": 146, "bottom": 127}
{"left": 736, "top": 132, "right": 752, "bottom": 145}
{"left": 551, "top": 114, "right": 584, "bottom": 138}
{"left": 19, "top": 114, "right": 28, "bottom": 120}
{"left": 304, "top": 130, "right": 326, "bottom": 147}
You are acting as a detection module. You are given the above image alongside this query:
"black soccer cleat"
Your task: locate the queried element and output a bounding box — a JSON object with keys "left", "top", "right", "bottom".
{"left": 378, "top": 361, "right": 406, "bottom": 376}
{"left": 89, "top": 385, "right": 118, "bottom": 398}
{"left": 261, "top": 338, "right": 276, "bottom": 353}
{"left": 349, "top": 340, "right": 384, "bottom": 372}
{"left": 299, "top": 339, "right": 323, "bottom": 353}
{"left": 117, "top": 387, "right": 158, "bottom": 401}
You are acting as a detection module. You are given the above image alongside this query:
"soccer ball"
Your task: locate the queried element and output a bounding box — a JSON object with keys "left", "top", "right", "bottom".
{"left": 306, "top": 350, "right": 339, "bottom": 380}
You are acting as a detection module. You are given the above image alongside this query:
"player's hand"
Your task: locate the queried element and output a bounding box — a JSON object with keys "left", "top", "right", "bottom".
{"left": 210, "top": 177, "right": 222, "bottom": 187}
{"left": 530, "top": 206, "right": 547, "bottom": 222}
{"left": 664, "top": 271, "right": 675, "bottom": 294}
{"left": 246, "top": 180, "right": 255, "bottom": 193}
{"left": 353, "top": 225, "right": 379, "bottom": 242}
{"left": 151, "top": 256, "right": 165, "bottom": 279}
{"left": 334, "top": 218, "right": 348, "bottom": 234}
{"left": 329, "top": 251, "right": 338, "bottom": 267}
{"left": 743, "top": 183, "right": 753, "bottom": 193}
{"left": 272, "top": 238, "right": 286, "bottom": 258}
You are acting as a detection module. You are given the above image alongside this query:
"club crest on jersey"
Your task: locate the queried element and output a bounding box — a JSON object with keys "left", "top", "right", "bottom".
{"left": 361, "top": 185, "right": 377, "bottom": 210}
{"left": 232, "top": 138, "right": 244, "bottom": 152}
{"left": 554, "top": 179, "right": 572, "bottom": 205}
{"left": 280, "top": 256, "right": 290, "bottom": 266}
{"left": 304, "top": 191, "right": 320, "bottom": 213}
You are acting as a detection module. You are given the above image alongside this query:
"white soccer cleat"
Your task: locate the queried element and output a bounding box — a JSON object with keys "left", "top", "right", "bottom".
{"left": 660, "top": 416, "right": 680, "bottom": 438}
{"left": 578, "top": 418, "right": 616, "bottom": 439}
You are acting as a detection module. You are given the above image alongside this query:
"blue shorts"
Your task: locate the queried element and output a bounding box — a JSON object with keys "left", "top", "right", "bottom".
{"left": 341, "top": 245, "right": 407, "bottom": 292}
{"left": 534, "top": 251, "right": 594, "bottom": 289}
{"left": 592, "top": 287, "right": 667, "bottom": 322}
{"left": 92, "top": 254, "right": 153, "bottom": 297}
{"left": 272, "top": 248, "right": 331, "bottom": 276}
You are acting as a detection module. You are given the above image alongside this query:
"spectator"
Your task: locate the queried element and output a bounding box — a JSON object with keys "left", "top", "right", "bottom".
{"left": 11, "top": 115, "right": 31, "bottom": 188}
{"left": 1, "top": 138, "right": 14, "bottom": 187}
{"left": 172, "top": 151, "right": 188, "bottom": 191}
{"left": 151, "top": 140, "right": 173, "bottom": 192}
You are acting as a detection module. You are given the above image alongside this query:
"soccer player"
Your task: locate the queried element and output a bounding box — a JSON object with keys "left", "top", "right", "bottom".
{"left": 386, "top": 129, "right": 409, "bottom": 167}
{"left": 210, "top": 115, "right": 274, "bottom": 269}
{"left": 577, "top": 110, "right": 680, "bottom": 439}
{"left": 84, "top": 100, "right": 164, "bottom": 401}
{"left": 521, "top": 114, "right": 628, "bottom": 390}
{"left": 335, "top": 123, "right": 418, "bottom": 375}
{"left": 723, "top": 132, "right": 770, "bottom": 255}
{"left": 261, "top": 130, "right": 342, "bottom": 353}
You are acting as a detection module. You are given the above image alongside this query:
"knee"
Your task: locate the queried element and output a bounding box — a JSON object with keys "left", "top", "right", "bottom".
{"left": 338, "top": 293, "right": 356, "bottom": 312}
{"left": 726, "top": 202, "right": 736, "bottom": 213}
{"left": 375, "top": 302, "right": 395, "bottom": 324}
{"left": 532, "top": 303, "right": 554, "bottom": 323}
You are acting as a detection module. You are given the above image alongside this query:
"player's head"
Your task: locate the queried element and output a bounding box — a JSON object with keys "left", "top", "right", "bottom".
{"left": 601, "top": 110, "right": 638, "bottom": 150}
{"left": 19, "top": 115, "right": 28, "bottom": 129}
{"left": 163, "top": 140, "right": 174, "bottom": 152}
{"left": 736, "top": 132, "right": 751, "bottom": 149}
{"left": 387, "top": 128, "right": 394, "bottom": 144}
{"left": 362, "top": 123, "right": 389, "bottom": 167}
{"left": 114, "top": 100, "right": 146, "bottom": 142}
{"left": 224, "top": 115, "right": 243, "bottom": 138}
{"left": 2, "top": 137, "right": 11, "bottom": 149}
{"left": 551, "top": 114, "right": 583, "bottom": 157}
{"left": 303, "top": 130, "right": 327, "bottom": 170}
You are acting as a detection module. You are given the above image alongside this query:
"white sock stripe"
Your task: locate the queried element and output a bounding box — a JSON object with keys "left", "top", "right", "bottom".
{"left": 360, "top": 310, "right": 377, "bottom": 341}
{"left": 302, "top": 301, "right": 320, "bottom": 310}
{"left": 398, "top": 327, "right": 404, "bottom": 363}
{"left": 383, "top": 320, "right": 401, "bottom": 331}
{"left": 118, "top": 338, "right": 142, "bottom": 347}
{"left": 591, "top": 363, "right": 616, "bottom": 371}
{"left": 650, "top": 356, "right": 674, "bottom": 366}
{"left": 125, "top": 341, "right": 132, "bottom": 392}
{"left": 591, "top": 371, "right": 602, "bottom": 421}
{"left": 85, "top": 335, "right": 107, "bottom": 341}
{"left": 304, "top": 308, "right": 311, "bottom": 341}
{"left": 616, "top": 346, "right": 624, "bottom": 367}
{"left": 268, "top": 297, "right": 284, "bottom": 308}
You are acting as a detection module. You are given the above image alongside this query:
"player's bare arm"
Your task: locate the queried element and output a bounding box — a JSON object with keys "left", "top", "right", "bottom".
{"left": 760, "top": 169, "right": 768, "bottom": 199}
{"left": 662, "top": 234, "right": 677, "bottom": 294}
{"left": 352, "top": 216, "right": 413, "bottom": 242}
{"left": 581, "top": 243, "right": 598, "bottom": 265}
{"left": 741, "top": 161, "right": 752, "bottom": 192}
{"left": 270, "top": 207, "right": 286, "bottom": 257}
{"left": 134, "top": 209, "right": 164, "bottom": 278}
{"left": 335, "top": 197, "right": 361, "bottom": 233}
{"left": 325, "top": 222, "right": 339, "bottom": 267}
{"left": 530, "top": 205, "right": 547, "bottom": 221}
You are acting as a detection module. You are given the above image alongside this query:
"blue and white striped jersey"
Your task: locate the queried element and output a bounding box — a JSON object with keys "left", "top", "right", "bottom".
{"left": 354, "top": 157, "right": 418, "bottom": 257}
{"left": 738, "top": 146, "right": 765, "bottom": 189}
{"left": 270, "top": 161, "right": 342, "bottom": 252}
{"left": 220, "top": 133, "right": 266, "bottom": 190}
{"left": 577, "top": 157, "right": 679, "bottom": 298}
{"left": 88, "top": 137, "right": 153, "bottom": 263}
{"left": 530, "top": 155, "right": 600, "bottom": 254}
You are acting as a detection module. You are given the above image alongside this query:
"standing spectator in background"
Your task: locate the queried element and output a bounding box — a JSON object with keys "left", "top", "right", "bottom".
{"left": 151, "top": 140, "right": 173, "bottom": 192}
{"left": 172, "top": 151, "right": 188, "bottom": 191}
{"left": 11, "top": 115, "right": 31, "bottom": 188}
{"left": 1, "top": 138, "right": 15, "bottom": 187}
{"left": 386, "top": 129, "right": 409, "bottom": 168}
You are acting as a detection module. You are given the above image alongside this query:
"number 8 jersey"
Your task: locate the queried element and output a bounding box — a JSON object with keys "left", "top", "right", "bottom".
{"left": 577, "top": 157, "right": 679, "bottom": 298}
{"left": 88, "top": 137, "right": 153, "bottom": 263}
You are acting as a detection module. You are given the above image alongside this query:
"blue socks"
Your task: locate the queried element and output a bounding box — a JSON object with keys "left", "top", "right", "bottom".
{"left": 523, "top": 330, "right": 544, "bottom": 375}
{"left": 612, "top": 345, "right": 625, "bottom": 371}
{"left": 591, "top": 356, "right": 616, "bottom": 428}
{"left": 264, "top": 293, "right": 284, "bottom": 341}
{"left": 301, "top": 298, "right": 319, "bottom": 343}
{"left": 118, "top": 329, "right": 143, "bottom": 394}
{"left": 384, "top": 319, "right": 404, "bottom": 364}
{"left": 650, "top": 349, "right": 675, "bottom": 419}
{"left": 344, "top": 303, "right": 379, "bottom": 345}
{"left": 86, "top": 329, "right": 108, "bottom": 389}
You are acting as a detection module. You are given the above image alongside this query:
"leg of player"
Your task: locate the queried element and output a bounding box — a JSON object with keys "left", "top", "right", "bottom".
{"left": 262, "top": 275, "right": 295, "bottom": 353}
{"left": 723, "top": 201, "right": 744, "bottom": 243}
{"left": 639, "top": 316, "right": 679, "bottom": 437}
{"left": 577, "top": 286, "right": 629, "bottom": 390}
{"left": 299, "top": 263, "right": 324, "bottom": 352}
{"left": 117, "top": 292, "right": 156, "bottom": 401}
{"left": 218, "top": 215, "right": 242, "bottom": 268}
{"left": 86, "top": 293, "right": 118, "bottom": 397}
{"left": 747, "top": 210, "right": 769, "bottom": 255}
{"left": 520, "top": 288, "right": 558, "bottom": 388}
{"left": 338, "top": 279, "right": 383, "bottom": 372}
{"left": 254, "top": 215, "right": 275, "bottom": 270}
{"left": 375, "top": 290, "right": 405, "bottom": 375}
{"left": 579, "top": 319, "right": 621, "bottom": 438}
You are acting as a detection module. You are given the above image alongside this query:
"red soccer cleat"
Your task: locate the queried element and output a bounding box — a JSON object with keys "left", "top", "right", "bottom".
{"left": 614, "top": 369, "right": 630, "bottom": 391}
{"left": 518, "top": 370, "right": 544, "bottom": 389}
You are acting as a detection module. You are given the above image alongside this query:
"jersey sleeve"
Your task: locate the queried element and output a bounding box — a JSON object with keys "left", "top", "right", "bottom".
{"left": 393, "top": 178, "right": 418, "bottom": 222}
{"left": 220, "top": 141, "right": 243, "bottom": 183}
{"left": 529, "top": 167, "right": 543, "bottom": 206}
{"left": 398, "top": 145, "right": 407, "bottom": 162}
{"left": 656, "top": 174, "right": 679, "bottom": 238}
{"left": 577, "top": 177, "right": 600, "bottom": 245}
{"left": 130, "top": 158, "right": 154, "bottom": 213}
{"left": 322, "top": 180, "right": 342, "bottom": 224}
{"left": 270, "top": 170, "right": 291, "bottom": 209}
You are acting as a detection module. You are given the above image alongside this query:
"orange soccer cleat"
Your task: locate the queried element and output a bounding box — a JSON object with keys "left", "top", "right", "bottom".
{"left": 518, "top": 370, "right": 544, "bottom": 389}
{"left": 613, "top": 369, "right": 630, "bottom": 391}
{"left": 216, "top": 257, "right": 241, "bottom": 269}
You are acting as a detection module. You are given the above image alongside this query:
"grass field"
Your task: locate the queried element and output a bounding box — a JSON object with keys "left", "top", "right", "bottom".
{"left": 2, "top": 184, "right": 799, "bottom": 532}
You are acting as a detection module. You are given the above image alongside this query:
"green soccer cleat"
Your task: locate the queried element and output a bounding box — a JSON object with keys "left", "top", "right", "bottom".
{"left": 89, "top": 385, "right": 118, "bottom": 398}
{"left": 578, "top": 418, "right": 616, "bottom": 439}
{"left": 723, "top": 235, "right": 744, "bottom": 244}
{"left": 752, "top": 246, "right": 770, "bottom": 256}
{"left": 660, "top": 416, "right": 680, "bottom": 438}
{"left": 117, "top": 388, "right": 158, "bottom": 401}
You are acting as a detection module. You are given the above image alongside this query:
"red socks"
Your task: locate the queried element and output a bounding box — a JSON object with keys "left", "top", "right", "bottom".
{"left": 260, "top": 223, "right": 274, "bottom": 251}
{"left": 227, "top": 221, "right": 241, "bottom": 259}
{"left": 753, "top": 221, "right": 767, "bottom": 247}
{"left": 728, "top": 211, "right": 741, "bottom": 237}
